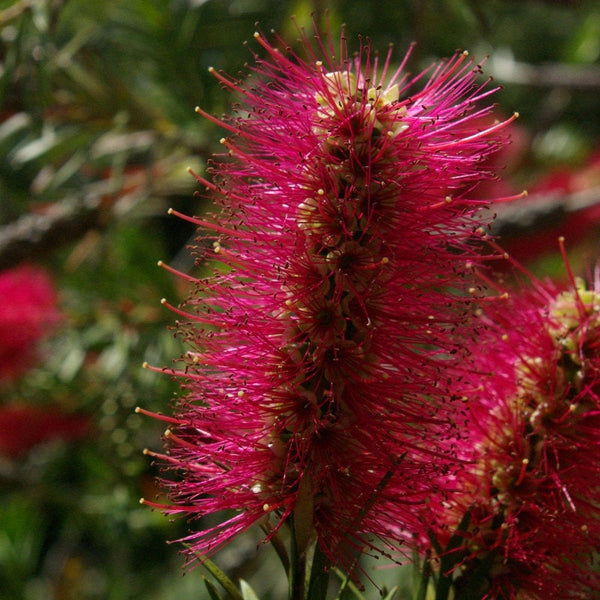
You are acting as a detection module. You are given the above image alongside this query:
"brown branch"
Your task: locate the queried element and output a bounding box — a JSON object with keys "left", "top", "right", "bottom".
{"left": 490, "top": 185, "right": 600, "bottom": 238}
{"left": 2, "top": 182, "right": 599, "bottom": 272}
{"left": 0, "top": 197, "right": 108, "bottom": 271}
{"left": 489, "top": 54, "right": 600, "bottom": 89}
{"left": 0, "top": 0, "right": 32, "bottom": 26}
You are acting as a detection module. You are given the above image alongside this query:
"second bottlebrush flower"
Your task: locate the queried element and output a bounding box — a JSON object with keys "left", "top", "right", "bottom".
{"left": 427, "top": 269, "right": 600, "bottom": 599}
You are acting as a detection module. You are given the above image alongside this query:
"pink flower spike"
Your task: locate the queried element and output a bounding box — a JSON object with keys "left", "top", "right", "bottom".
{"left": 144, "top": 25, "right": 515, "bottom": 571}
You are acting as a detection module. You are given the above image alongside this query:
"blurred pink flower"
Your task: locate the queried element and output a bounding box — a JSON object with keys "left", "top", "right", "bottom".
{"left": 0, "top": 264, "right": 60, "bottom": 381}
{"left": 497, "top": 150, "right": 600, "bottom": 266}
{"left": 0, "top": 404, "right": 90, "bottom": 457}
{"left": 142, "top": 28, "right": 515, "bottom": 567}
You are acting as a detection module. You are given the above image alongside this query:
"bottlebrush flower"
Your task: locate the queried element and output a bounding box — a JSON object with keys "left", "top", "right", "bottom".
{"left": 140, "top": 27, "right": 517, "bottom": 569}
{"left": 0, "top": 264, "right": 60, "bottom": 382}
{"left": 426, "top": 260, "right": 600, "bottom": 599}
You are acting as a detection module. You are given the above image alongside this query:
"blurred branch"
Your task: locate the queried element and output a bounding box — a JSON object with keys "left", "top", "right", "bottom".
{"left": 2, "top": 183, "right": 600, "bottom": 271}
{"left": 490, "top": 54, "right": 600, "bottom": 89}
{"left": 490, "top": 185, "right": 600, "bottom": 238}
{"left": 0, "top": 0, "right": 32, "bottom": 26}
{"left": 0, "top": 196, "right": 108, "bottom": 270}
{"left": 0, "top": 158, "right": 159, "bottom": 270}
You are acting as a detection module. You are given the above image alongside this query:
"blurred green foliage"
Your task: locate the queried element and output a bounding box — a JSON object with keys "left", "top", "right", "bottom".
{"left": 1, "top": 0, "right": 600, "bottom": 598}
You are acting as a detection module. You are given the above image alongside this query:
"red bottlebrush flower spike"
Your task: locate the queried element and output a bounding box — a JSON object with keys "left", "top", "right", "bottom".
{"left": 141, "top": 27, "right": 516, "bottom": 569}
{"left": 427, "top": 264, "right": 600, "bottom": 599}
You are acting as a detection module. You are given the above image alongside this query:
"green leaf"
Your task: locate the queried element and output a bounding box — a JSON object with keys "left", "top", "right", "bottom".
{"left": 239, "top": 579, "right": 261, "bottom": 600}
{"left": 332, "top": 567, "right": 365, "bottom": 600}
{"left": 201, "top": 557, "right": 244, "bottom": 600}
{"left": 413, "top": 551, "right": 433, "bottom": 600}
{"left": 382, "top": 585, "right": 400, "bottom": 600}
{"left": 182, "top": 545, "right": 244, "bottom": 600}
{"left": 203, "top": 575, "right": 226, "bottom": 600}
{"left": 431, "top": 510, "right": 472, "bottom": 600}
{"left": 455, "top": 551, "right": 496, "bottom": 600}
{"left": 261, "top": 522, "right": 290, "bottom": 574}
{"left": 426, "top": 531, "right": 443, "bottom": 558}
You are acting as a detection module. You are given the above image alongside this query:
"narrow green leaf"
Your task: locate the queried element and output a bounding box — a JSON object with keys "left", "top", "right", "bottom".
{"left": 203, "top": 575, "right": 226, "bottom": 600}
{"left": 432, "top": 510, "right": 472, "bottom": 600}
{"left": 240, "top": 579, "right": 261, "bottom": 600}
{"left": 382, "top": 585, "right": 400, "bottom": 600}
{"left": 332, "top": 567, "right": 366, "bottom": 600}
{"left": 201, "top": 557, "right": 244, "bottom": 600}
{"left": 414, "top": 554, "right": 432, "bottom": 600}
{"left": 426, "top": 532, "right": 443, "bottom": 558}
{"left": 182, "top": 545, "right": 244, "bottom": 600}
{"left": 444, "top": 510, "right": 472, "bottom": 557}
{"left": 260, "top": 522, "right": 290, "bottom": 574}
{"left": 455, "top": 551, "right": 496, "bottom": 600}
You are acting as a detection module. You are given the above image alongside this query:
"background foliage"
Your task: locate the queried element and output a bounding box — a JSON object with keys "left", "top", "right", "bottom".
{"left": 1, "top": 0, "right": 600, "bottom": 598}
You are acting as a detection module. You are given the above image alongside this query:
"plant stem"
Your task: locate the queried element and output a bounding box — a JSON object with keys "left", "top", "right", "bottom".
{"left": 289, "top": 516, "right": 306, "bottom": 600}
{"left": 307, "top": 542, "right": 329, "bottom": 600}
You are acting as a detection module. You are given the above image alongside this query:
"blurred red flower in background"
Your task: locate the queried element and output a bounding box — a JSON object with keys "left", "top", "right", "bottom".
{"left": 0, "top": 264, "right": 61, "bottom": 382}
{"left": 492, "top": 150, "right": 600, "bottom": 266}
{"left": 0, "top": 404, "right": 90, "bottom": 457}
{"left": 0, "top": 264, "right": 90, "bottom": 457}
